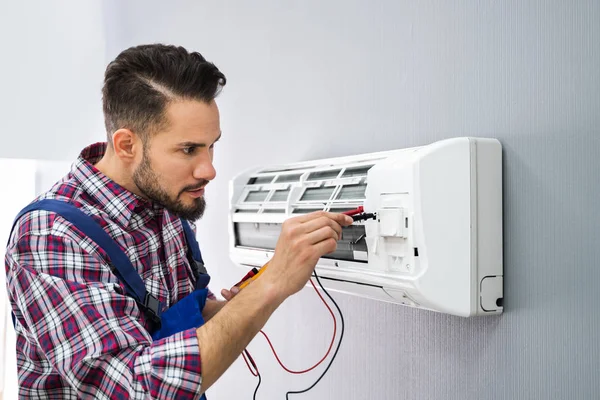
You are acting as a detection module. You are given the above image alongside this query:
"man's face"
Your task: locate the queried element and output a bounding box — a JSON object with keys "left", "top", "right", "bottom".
{"left": 132, "top": 99, "right": 221, "bottom": 221}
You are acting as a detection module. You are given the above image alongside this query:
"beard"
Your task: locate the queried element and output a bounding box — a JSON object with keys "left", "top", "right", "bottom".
{"left": 132, "top": 150, "right": 207, "bottom": 221}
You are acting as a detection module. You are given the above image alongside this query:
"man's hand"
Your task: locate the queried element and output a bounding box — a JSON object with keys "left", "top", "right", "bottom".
{"left": 202, "top": 286, "right": 240, "bottom": 321}
{"left": 196, "top": 211, "right": 352, "bottom": 393}
{"left": 261, "top": 211, "right": 353, "bottom": 297}
{"left": 220, "top": 286, "right": 240, "bottom": 301}
{"left": 221, "top": 211, "right": 353, "bottom": 301}
{"left": 202, "top": 299, "right": 226, "bottom": 321}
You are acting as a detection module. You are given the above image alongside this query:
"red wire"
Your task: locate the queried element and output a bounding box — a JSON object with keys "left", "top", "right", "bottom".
{"left": 258, "top": 278, "right": 337, "bottom": 374}
{"left": 242, "top": 349, "right": 259, "bottom": 377}
{"left": 240, "top": 210, "right": 352, "bottom": 379}
{"left": 241, "top": 278, "right": 338, "bottom": 377}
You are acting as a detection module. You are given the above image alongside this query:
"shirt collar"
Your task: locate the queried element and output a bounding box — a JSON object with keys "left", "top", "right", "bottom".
{"left": 71, "top": 142, "right": 161, "bottom": 227}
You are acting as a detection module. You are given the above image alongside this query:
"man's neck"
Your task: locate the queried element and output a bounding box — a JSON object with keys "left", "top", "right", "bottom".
{"left": 94, "top": 150, "right": 146, "bottom": 199}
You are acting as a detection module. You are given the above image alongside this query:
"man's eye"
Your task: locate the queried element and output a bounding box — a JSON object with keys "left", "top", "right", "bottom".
{"left": 183, "top": 147, "right": 197, "bottom": 155}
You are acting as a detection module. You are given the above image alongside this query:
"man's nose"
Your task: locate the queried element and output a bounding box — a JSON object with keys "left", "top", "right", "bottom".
{"left": 193, "top": 157, "right": 216, "bottom": 181}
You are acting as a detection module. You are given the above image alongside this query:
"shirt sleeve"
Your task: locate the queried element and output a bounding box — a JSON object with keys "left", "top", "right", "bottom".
{"left": 5, "top": 219, "right": 205, "bottom": 399}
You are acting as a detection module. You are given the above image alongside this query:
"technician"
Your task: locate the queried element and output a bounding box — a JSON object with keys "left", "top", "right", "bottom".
{"left": 4, "top": 43, "right": 353, "bottom": 399}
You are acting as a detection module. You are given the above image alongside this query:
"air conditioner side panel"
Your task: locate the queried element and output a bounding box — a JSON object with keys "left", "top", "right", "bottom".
{"left": 414, "top": 138, "right": 474, "bottom": 317}
{"left": 475, "top": 138, "right": 503, "bottom": 314}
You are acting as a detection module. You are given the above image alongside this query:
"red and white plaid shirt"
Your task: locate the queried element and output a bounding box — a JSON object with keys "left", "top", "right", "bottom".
{"left": 5, "top": 142, "right": 215, "bottom": 399}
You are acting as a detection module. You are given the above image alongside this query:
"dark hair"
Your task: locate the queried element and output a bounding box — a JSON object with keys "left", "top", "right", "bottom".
{"left": 102, "top": 44, "right": 226, "bottom": 144}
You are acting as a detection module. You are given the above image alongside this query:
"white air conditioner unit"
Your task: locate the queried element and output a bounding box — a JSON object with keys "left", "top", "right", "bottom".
{"left": 228, "top": 137, "right": 503, "bottom": 317}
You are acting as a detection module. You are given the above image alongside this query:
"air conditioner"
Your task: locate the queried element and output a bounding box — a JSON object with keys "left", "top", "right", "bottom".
{"left": 228, "top": 137, "right": 503, "bottom": 317}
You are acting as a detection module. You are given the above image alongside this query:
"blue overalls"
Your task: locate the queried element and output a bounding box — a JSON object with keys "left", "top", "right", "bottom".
{"left": 10, "top": 199, "right": 211, "bottom": 399}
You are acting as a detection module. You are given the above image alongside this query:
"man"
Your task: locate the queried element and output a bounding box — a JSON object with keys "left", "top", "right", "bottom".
{"left": 4, "top": 44, "right": 352, "bottom": 399}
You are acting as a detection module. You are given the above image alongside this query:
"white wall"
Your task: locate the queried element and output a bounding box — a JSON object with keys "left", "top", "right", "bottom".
{"left": 0, "top": 0, "right": 107, "bottom": 161}
{"left": 103, "top": 1, "right": 600, "bottom": 399}
{"left": 2, "top": 0, "right": 599, "bottom": 399}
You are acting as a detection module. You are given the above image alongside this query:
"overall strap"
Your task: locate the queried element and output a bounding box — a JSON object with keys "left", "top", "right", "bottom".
{"left": 180, "top": 219, "right": 211, "bottom": 289}
{"left": 10, "top": 199, "right": 163, "bottom": 325}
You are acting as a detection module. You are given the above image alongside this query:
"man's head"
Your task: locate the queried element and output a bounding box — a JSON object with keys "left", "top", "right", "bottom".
{"left": 101, "top": 44, "right": 226, "bottom": 221}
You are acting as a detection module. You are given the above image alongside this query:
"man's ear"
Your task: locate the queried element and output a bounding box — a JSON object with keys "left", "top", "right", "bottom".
{"left": 112, "top": 129, "right": 143, "bottom": 163}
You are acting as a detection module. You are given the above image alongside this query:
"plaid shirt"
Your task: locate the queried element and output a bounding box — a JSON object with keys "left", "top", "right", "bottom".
{"left": 5, "top": 142, "right": 215, "bottom": 399}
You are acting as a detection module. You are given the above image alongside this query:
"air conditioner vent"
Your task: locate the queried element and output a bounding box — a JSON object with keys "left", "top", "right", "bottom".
{"left": 307, "top": 169, "right": 341, "bottom": 181}
{"left": 341, "top": 165, "right": 373, "bottom": 177}
{"left": 336, "top": 184, "right": 367, "bottom": 200}
{"left": 248, "top": 176, "right": 274, "bottom": 185}
{"left": 245, "top": 190, "right": 269, "bottom": 202}
{"left": 300, "top": 187, "right": 335, "bottom": 201}
{"left": 270, "top": 189, "right": 290, "bottom": 202}
{"left": 274, "top": 174, "right": 303, "bottom": 183}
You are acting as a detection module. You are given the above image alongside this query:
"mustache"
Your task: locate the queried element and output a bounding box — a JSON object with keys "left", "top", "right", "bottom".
{"left": 182, "top": 181, "right": 209, "bottom": 192}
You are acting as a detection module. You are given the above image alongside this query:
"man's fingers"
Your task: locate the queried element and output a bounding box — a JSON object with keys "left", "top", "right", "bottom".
{"left": 332, "top": 212, "right": 354, "bottom": 226}
{"left": 293, "top": 211, "right": 353, "bottom": 226}
{"left": 313, "top": 236, "right": 339, "bottom": 256}
{"left": 293, "top": 211, "right": 328, "bottom": 223}
{"left": 300, "top": 216, "right": 343, "bottom": 240}
{"left": 306, "top": 225, "right": 341, "bottom": 246}
{"left": 221, "top": 286, "right": 240, "bottom": 301}
{"left": 221, "top": 289, "right": 232, "bottom": 301}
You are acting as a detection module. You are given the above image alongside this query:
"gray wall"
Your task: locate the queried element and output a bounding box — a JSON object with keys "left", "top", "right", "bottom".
{"left": 0, "top": 0, "right": 106, "bottom": 161}
{"left": 102, "top": 1, "right": 600, "bottom": 399}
